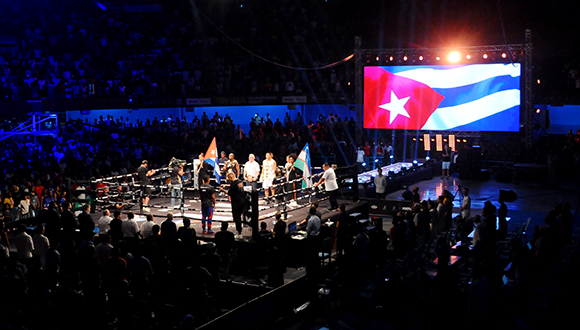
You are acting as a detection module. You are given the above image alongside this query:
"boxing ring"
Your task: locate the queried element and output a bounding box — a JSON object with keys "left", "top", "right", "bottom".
{"left": 90, "top": 161, "right": 359, "bottom": 240}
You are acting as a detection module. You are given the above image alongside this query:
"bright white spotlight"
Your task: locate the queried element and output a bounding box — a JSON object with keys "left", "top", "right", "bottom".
{"left": 389, "top": 155, "right": 394, "bottom": 159}
{"left": 425, "top": 156, "right": 431, "bottom": 161}
{"left": 501, "top": 52, "right": 507, "bottom": 59}
{"left": 418, "top": 55, "right": 424, "bottom": 61}
{"left": 483, "top": 53, "right": 488, "bottom": 59}
{"left": 466, "top": 54, "right": 471, "bottom": 60}
{"left": 448, "top": 51, "right": 461, "bottom": 63}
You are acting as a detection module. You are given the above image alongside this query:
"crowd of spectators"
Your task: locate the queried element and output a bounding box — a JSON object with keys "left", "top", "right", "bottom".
{"left": 296, "top": 192, "right": 578, "bottom": 330}
{"left": 0, "top": 0, "right": 355, "bottom": 102}
{"left": 0, "top": 110, "right": 355, "bottom": 221}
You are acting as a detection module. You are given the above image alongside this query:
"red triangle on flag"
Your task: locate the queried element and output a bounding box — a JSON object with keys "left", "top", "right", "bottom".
{"left": 364, "top": 67, "right": 444, "bottom": 129}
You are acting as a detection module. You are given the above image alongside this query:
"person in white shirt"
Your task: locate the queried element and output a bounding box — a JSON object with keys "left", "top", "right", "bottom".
{"left": 14, "top": 224, "right": 34, "bottom": 263}
{"left": 356, "top": 147, "right": 365, "bottom": 171}
{"left": 32, "top": 224, "right": 50, "bottom": 267}
{"left": 374, "top": 168, "right": 388, "bottom": 199}
{"left": 460, "top": 187, "right": 471, "bottom": 220}
{"left": 315, "top": 163, "right": 339, "bottom": 211}
{"left": 140, "top": 214, "right": 156, "bottom": 238}
{"left": 260, "top": 152, "right": 277, "bottom": 203}
{"left": 121, "top": 211, "right": 140, "bottom": 239}
{"left": 18, "top": 194, "right": 34, "bottom": 220}
{"left": 243, "top": 153, "right": 261, "bottom": 191}
{"left": 98, "top": 209, "right": 113, "bottom": 233}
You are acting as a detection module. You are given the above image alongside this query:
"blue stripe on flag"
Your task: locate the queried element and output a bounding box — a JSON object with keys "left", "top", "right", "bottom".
{"left": 434, "top": 75, "right": 520, "bottom": 108}
{"left": 448, "top": 105, "right": 520, "bottom": 131}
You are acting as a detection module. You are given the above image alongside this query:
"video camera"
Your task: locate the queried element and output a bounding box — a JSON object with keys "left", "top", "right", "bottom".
{"left": 169, "top": 157, "right": 187, "bottom": 168}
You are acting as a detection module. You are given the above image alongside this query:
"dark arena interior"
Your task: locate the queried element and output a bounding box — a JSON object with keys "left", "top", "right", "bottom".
{"left": 2, "top": 0, "right": 580, "bottom": 329}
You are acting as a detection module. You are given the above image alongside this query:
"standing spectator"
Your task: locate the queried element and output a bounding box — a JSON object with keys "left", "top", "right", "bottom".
{"left": 161, "top": 212, "right": 177, "bottom": 241}
{"left": 356, "top": 147, "right": 365, "bottom": 171}
{"left": 32, "top": 224, "right": 50, "bottom": 268}
{"left": 77, "top": 204, "right": 95, "bottom": 240}
{"left": 497, "top": 197, "right": 508, "bottom": 241}
{"left": 460, "top": 188, "right": 471, "bottom": 220}
{"left": 272, "top": 212, "right": 287, "bottom": 249}
{"left": 140, "top": 214, "right": 155, "bottom": 239}
{"left": 441, "top": 144, "right": 451, "bottom": 179}
{"left": 108, "top": 210, "right": 123, "bottom": 244}
{"left": 243, "top": 154, "right": 260, "bottom": 191}
{"left": 412, "top": 186, "right": 421, "bottom": 204}
{"left": 226, "top": 172, "right": 246, "bottom": 238}
{"left": 314, "top": 163, "right": 339, "bottom": 211}
{"left": 214, "top": 222, "right": 235, "bottom": 278}
{"left": 121, "top": 211, "right": 139, "bottom": 240}
{"left": 95, "top": 234, "right": 113, "bottom": 270}
{"left": 17, "top": 194, "right": 34, "bottom": 220}
{"left": 14, "top": 224, "right": 34, "bottom": 266}
{"left": 374, "top": 168, "right": 387, "bottom": 199}
{"left": 199, "top": 176, "right": 216, "bottom": 234}
{"left": 98, "top": 209, "right": 112, "bottom": 234}
{"left": 61, "top": 201, "right": 78, "bottom": 239}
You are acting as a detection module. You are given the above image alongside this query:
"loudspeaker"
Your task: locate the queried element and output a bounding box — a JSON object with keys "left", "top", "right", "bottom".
{"left": 499, "top": 189, "right": 517, "bottom": 202}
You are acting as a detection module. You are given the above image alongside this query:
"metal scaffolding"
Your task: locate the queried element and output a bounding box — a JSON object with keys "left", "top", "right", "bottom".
{"left": 354, "top": 36, "right": 531, "bottom": 146}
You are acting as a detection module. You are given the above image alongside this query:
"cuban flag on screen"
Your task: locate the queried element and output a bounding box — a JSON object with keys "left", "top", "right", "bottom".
{"left": 364, "top": 63, "right": 521, "bottom": 131}
{"left": 204, "top": 137, "right": 221, "bottom": 183}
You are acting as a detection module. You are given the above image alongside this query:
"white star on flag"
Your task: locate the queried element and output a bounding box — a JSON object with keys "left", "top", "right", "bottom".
{"left": 379, "top": 91, "right": 411, "bottom": 124}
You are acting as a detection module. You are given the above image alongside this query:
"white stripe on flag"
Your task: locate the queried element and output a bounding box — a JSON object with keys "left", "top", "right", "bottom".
{"left": 421, "top": 89, "right": 521, "bottom": 130}
{"left": 395, "top": 63, "right": 521, "bottom": 89}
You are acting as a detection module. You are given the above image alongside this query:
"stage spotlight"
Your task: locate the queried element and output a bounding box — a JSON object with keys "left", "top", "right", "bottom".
{"left": 435, "top": 56, "right": 441, "bottom": 61}
{"left": 537, "top": 79, "right": 541, "bottom": 84}
{"left": 466, "top": 54, "right": 471, "bottom": 60}
{"left": 419, "top": 55, "right": 424, "bottom": 61}
{"left": 463, "top": 139, "right": 467, "bottom": 143}
{"left": 403, "top": 55, "right": 408, "bottom": 61}
{"left": 448, "top": 51, "right": 461, "bottom": 63}
{"left": 362, "top": 162, "right": 367, "bottom": 167}
{"left": 389, "top": 56, "right": 394, "bottom": 62}
{"left": 389, "top": 155, "right": 394, "bottom": 159}
{"left": 536, "top": 109, "right": 541, "bottom": 114}
{"left": 501, "top": 52, "right": 507, "bottom": 59}
{"left": 425, "top": 156, "right": 431, "bottom": 161}
{"left": 483, "top": 53, "right": 488, "bottom": 59}
{"left": 413, "top": 160, "right": 418, "bottom": 165}
{"left": 375, "top": 159, "right": 379, "bottom": 163}
{"left": 376, "top": 56, "right": 380, "bottom": 62}
{"left": 457, "top": 139, "right": 461, "bottom": 143}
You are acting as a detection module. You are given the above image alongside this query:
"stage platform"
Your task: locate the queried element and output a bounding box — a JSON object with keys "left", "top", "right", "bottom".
{"left": 357, "top": 162, "right": 419, "bottom": 183}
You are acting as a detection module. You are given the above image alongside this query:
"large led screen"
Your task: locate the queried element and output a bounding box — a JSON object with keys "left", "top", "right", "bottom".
{"left": 364, "top": 63, "right": 521, "bottom": 131}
